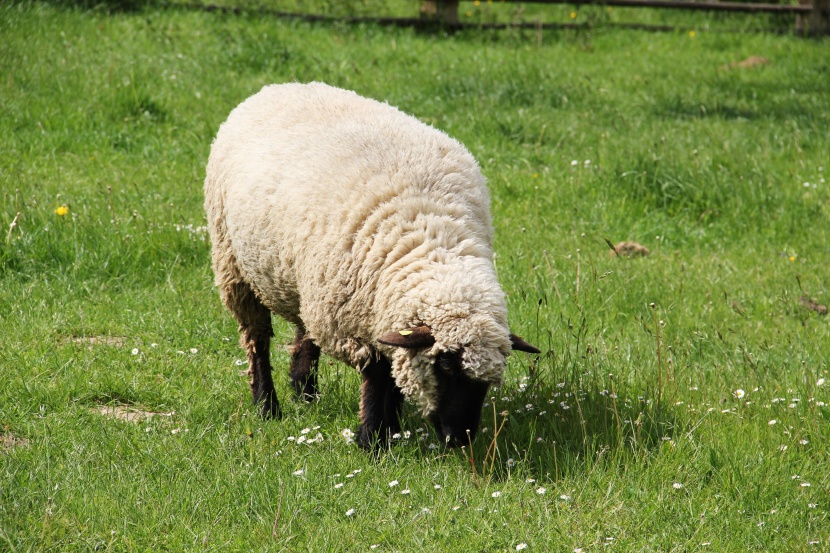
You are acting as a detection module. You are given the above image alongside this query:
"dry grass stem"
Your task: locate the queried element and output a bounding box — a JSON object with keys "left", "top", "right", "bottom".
{"left": 6, "top": 212, "right": 20, "bottom": 244}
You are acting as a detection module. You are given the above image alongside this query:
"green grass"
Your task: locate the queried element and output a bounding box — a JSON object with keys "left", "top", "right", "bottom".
{"left": 2, "top": 2, "right": 829, "bottom": 551}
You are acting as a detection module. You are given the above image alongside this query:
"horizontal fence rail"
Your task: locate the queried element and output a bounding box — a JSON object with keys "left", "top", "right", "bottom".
{"left": 517, "top": 0, "right": 813, "bottom": 13}
{"left": 421, "top": 0, "right": 829, "bottom": 33}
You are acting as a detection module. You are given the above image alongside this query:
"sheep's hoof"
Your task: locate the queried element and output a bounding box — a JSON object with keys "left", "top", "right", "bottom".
{"left": 356, "top": 425, "right": 399, "bottom": 454}
{"left": 356, "top": 425, "right": 380, "bottom": 452}
{"left": 291, "top": 375, "right": 319, "bottom": 403}
{"left": 257, "top": 391, "right": 281, "bottom": 420}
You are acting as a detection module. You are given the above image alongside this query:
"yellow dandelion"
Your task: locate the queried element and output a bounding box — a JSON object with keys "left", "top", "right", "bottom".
{"left": 55, "top": 205, "right": 69, "bottom": 216}
{"left": 788, "top": 256, "right": 795, "bottom": 262}
{"left": 570, "top": 11, "right": 577, "bottom": 19}
{"left": 689, "top": 30, "right": 696, "bottom": 38}
{"left": 474, "top": 0, "right": 480, "bottom": 5}
{"left": 532, "top": 173, "right": 539, "bottom": 179}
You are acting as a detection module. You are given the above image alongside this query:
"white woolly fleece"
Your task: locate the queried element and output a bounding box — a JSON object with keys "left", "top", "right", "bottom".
{"left": 205, "top": 82, "right": 512, "bottom": 415}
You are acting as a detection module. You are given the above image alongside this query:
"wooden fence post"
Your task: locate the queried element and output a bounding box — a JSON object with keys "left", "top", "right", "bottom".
{"left": 796, "top": 0, "right": 830, "bottom": 34}
{"left": 420, "top": 1, "right": 459, "bottom": 24}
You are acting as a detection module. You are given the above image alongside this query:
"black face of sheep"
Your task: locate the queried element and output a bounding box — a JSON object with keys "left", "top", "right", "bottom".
{"left": 429, "top": 351, "right": 491, "bottom": 448}
{"left": 374, "top": 326, "right": 540, "bottom": 451}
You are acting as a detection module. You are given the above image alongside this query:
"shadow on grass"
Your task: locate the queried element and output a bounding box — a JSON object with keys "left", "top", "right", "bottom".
{"left": 654, "top": 77, "right": 830, "bottom": 125}
{"left": 441, "top": 377, "right": 683, "bottom": 483}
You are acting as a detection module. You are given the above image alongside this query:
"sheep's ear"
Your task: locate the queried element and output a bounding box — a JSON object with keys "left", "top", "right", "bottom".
{"left": 377, "top": 326, "right": 436, "bottom": 349}
{"left": 510, "top": 334, "right": 541, "bottom": 354}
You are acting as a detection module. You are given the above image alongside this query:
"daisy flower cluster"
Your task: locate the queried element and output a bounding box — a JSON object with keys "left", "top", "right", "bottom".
{"left": 570, "top": 159, "right": 592, "bottom": 169}
{"left": 286, "top": 426, "right": 324, "bottom": 446}
{"left": 128, "top": 342, "right": 195, "bottom": 360}
{"left": 800, "top": 166, "right": 825, "bottom": 189}
{"left": 173, "top": 223, "right": 208, "bottom": 238}
{"left": 331, "top": 468, "right": 363, "bottom": 490}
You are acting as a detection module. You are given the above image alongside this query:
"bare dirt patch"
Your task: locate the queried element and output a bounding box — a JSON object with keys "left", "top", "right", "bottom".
{"left": 719, "top": 56, "right": 770, "bottom": 71}
{"left": 63, "top": 335, "right": 128, "bottom": 349}
{"left": 1, "top": 433, "right": 29, "bottom": 451}
{"left": 608, "top": 241, "right": 650, "bottom": 258}
{"left": 94, "top": 405, "right": 173, "bottom": 423}
{"left": 800, "top": 296, "right": 827, "bottom": 316}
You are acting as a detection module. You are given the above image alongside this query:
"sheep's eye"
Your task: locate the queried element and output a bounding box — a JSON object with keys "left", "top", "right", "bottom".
{"left": 436, "top": 351, "right": 462, "bottom": 374}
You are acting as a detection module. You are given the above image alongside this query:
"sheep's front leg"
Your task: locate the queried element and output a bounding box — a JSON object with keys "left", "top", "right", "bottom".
{"left": 289, "top": 327, "right": 321, "bottom": 401}
{"left": 357, "top": 355, "right": 404, "bottom": 451}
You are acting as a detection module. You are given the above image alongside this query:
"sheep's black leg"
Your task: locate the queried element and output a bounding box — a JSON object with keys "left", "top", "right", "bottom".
{"left": 224, "top": 279, "right": 280, "bottom": 420}
{"left": 289, "top": 326, "right": 320, "bottom": 401}
{"left": 384, "top": 378, "right": 405, "bottom": 437}
{"left": 357, "top": 355, "right": 403, "bottom": 451}
{"left": 247, "top": 333, "right": 280, "bottom": 419}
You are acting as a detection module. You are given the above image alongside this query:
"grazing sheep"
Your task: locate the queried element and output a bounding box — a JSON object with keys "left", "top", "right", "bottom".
{"left": 205, "top": 82, "right": 539, "bottom": 450}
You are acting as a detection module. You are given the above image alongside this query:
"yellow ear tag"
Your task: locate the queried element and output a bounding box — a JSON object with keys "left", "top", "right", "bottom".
{"left": 399, "top": 330, "right": 413, "bottom": 336}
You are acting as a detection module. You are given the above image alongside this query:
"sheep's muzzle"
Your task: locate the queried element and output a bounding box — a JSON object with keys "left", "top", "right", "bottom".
{"left": 429, "top": 352, "right": 491, "bottom": 448}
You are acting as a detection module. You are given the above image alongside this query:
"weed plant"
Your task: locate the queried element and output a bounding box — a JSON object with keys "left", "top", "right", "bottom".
{"left": 1, "top": 2, "right": 829, "bottom": 551}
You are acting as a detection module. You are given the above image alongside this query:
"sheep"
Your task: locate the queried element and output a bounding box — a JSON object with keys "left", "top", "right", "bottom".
{"left": 204, "top": 82, "right": 539, "bottom": 450}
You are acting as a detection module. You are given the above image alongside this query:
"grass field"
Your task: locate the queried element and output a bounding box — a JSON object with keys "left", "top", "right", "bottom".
{"left": 2, "top": 1, "right": 829, "bottom": 551}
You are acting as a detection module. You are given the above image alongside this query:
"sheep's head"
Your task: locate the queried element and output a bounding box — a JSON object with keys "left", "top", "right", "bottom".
{"left": 378, "top": 326, "right": 539, "bottom": 447}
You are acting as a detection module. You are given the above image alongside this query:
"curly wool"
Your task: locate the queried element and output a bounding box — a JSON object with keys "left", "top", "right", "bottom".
{"left": 205, "top": 82, "right": 512, "bottom": 415}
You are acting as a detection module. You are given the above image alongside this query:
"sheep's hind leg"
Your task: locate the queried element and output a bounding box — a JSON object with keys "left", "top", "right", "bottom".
{"left": 289, "top": 326, "right": 320, "bottom": 401}
{"left": 225, "top": 280, "right": 280, "bottom": 419}
{"left": 356, "top": 355, "right": 404, "bottom": 451}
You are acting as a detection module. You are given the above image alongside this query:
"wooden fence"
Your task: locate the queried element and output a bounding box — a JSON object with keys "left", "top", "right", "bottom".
{"left": 420, "top": 0, "right": 830, "bottom": 34}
